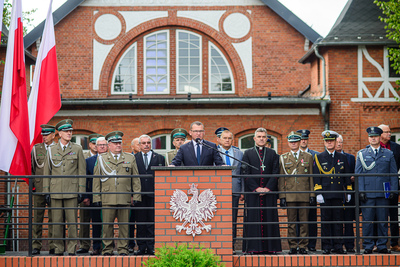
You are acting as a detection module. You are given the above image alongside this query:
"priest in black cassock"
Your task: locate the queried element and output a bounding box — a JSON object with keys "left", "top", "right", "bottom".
{"left": 242, "top": 128, "right": 281, "bottom": 254}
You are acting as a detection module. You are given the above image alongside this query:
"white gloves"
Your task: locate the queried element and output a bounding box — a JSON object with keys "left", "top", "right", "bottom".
{"left": 346, "top": 194, "right": 351, "bottom": 202}
{"left": 316, "top": 194, "right": 324, "bottom": 204}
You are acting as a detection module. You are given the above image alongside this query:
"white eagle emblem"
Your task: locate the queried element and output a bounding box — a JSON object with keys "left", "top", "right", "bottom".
{"left": 170, "top": 183, "right": 217, "bottom": 237}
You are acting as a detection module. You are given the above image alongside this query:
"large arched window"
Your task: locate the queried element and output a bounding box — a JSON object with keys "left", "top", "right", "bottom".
{"left": 111, "top": 29, "right": 234, "bottom": 95}
{"left": 238, "top": 133, "right": 278, "bottom": 152}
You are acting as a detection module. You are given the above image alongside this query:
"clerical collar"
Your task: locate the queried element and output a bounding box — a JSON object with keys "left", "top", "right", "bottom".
{"left": 256, "top": 146, "right": 264, "bottom": 151}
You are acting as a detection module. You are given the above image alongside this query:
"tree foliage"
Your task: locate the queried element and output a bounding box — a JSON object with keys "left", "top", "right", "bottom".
{"left": 2, "top": 0, "right": 37, "bottom": 36}
{"left": 375, "top": 0, "right": 400, "bottom": 100}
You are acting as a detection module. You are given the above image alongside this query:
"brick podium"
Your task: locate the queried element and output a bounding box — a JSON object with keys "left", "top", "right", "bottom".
{"left": 153, "top": 166, "right": 234, "bottom": 266}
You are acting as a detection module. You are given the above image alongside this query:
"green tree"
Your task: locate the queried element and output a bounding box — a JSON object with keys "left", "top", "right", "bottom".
{"left": 375, "top": 0, "right": 400, "bottom": 101}
{"left": 2, "top": 0, "right": 37, "bottom": 36}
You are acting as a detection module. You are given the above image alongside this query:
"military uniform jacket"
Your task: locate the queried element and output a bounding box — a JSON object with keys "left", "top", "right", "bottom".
{"left": 279, "top": 150, "right": 315, "bottom": 202}
{"left": 166, "top": 150, "right": 177, "bottom": 165}
{"left": 31, "top": 142, "right": 54, "bottom": 193}
{"left": 83, "top": 151, "right": 94, "bottom": 159}
{"left": 356, "top": 147, "right": 398, "bottom": 199}
{"left": 313, "top": 151, "right": 351, "bottom": 199}
{"left": 93, "top": 151, "right": 141, "bottom": 205}
{"left": 43, "top": 141, "right": 86, "bottom": 199}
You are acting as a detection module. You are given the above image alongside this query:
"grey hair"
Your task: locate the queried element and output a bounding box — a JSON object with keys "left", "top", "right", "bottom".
{"left": 131, "top": 137, "right": 139, "bottom": 145}
{"left": 139, "top": 134, "right": 152, "bottom": 143}
{"left": 255, "top": 128, "right": 268, "bottom": 135}
{"left": 190, "top": 121, "right": 204, "bottom": 130}
{"left": 96, "top": 137, "right": 106, "bottom": 144}
{"left": 337, "top": 134, "right": 343, "bottom": 142}
{"left": 378, "top": 124, "right": 389, "bottom": 129}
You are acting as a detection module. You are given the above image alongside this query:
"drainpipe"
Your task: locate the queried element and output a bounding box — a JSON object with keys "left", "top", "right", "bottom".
{"left": 314, "top": 45, "right": 329, "bottom": 130}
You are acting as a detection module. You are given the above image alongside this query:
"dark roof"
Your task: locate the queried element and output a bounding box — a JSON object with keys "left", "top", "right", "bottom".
{"left": 260, "top": 0, "right": 321, "bottom": 43}
{"left": 24, "top": 0, "right": 321, "bottom": 49}
{"left": 1, "top": 23, "right": 36, "bottom": 64}
{"left": 299, "top": 0, "right": 397, "bottom": 63}
{"left": 24, "top": 0, "right": 85, "bottom": 49}
{"left": 319, "top": 0, "right": 395, "bottom": 46}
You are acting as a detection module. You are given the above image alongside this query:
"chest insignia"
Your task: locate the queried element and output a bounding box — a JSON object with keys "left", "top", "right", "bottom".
{"left": 321, "top": 162, "right": 328, "bottom": 165}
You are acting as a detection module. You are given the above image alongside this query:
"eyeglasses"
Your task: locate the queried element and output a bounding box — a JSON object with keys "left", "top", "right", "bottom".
{"left": 97, "top": 144, "right": 107, "bottom": 147}
{"left": 191, "top": 130, "right": 205, "bottom": 133}
{"left": 141, "top": 142, "right": 151, "bottom": 144}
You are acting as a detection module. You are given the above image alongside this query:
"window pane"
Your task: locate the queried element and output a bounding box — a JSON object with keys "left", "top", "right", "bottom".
{"left": 209, "top": 44, "right": 233, "bottom": 93}
{"left": 145, "top": 31, "right": 169, "bottom": 94}
{"left": 152, "top": 136, "right": 166, "bottom": 149}
{"left": 177, "top": 31, "right": 201, "bottom": 94}
{"left": 112, "top": 44, "right": 136, "bottom": 93}
{"left": 240, "top": 136, "right": 254, "bottom": 149}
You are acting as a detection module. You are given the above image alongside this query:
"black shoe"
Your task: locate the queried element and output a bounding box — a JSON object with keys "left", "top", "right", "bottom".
{"left": 68, "top": 253, "right": 76, "bottom": 256}
{"left": 378, "top": 248, "right": 391, "bottom": 254}
{"left": 32, "top": 248, "right": 40, "bottom": 255}
{"left": 91, "top": 249, "right": 102, "bottom": 256}
{"left": 55, "top": 253, "right": 63, "bottom": 256}
{"left": 128, "top": 247, "right": 134, "bottom": 254}
{"left": 364, "top": 249, "right": 372, "bottom": 254}
{"left": 346, "top": 248, "right": 355, "bottom": 253}
{"left": 135, "top": 249, "right": 145, "bottom": 255}
{"left": 49, "top": 249, "right": 55, "bottom": 255}
{"left": 322, "top": 249, "right": 331, "bottom": 254}
{"left": 308, "top": 247, "right": 316, "bottom": 251}
{"left": 299, "top": 248, "right": 308, "bottom": 254}
{"left": 332, "top": 248, "right": 346, "bottom": 254}
{"left": 76, "top": 248, "right": 89, "bottom": 254}
{"left": 103, "top": 252, "right": 112, "bottom": 256}
{"left": 289, "top": 248, "right": 297, "bottom": 255}
{"left": 119, "top": 253, "right": 127, "bottom": 256}
{"left": 148, "top": 250, "right": 155, "bottom": 255}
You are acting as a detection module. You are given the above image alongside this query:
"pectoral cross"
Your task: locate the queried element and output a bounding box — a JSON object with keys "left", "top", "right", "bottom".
{"left": 261, "top": 163, "right": 265, "bottom": 171}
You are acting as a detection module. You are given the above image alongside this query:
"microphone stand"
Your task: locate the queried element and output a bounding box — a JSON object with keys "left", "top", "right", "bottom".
{"left": 195, "top": 138, "right": 259, "bottom": 171}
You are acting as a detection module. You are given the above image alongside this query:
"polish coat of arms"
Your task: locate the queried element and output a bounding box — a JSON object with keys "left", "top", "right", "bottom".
{"left": 170, "top": 183, "right": 217, "bottom": 237}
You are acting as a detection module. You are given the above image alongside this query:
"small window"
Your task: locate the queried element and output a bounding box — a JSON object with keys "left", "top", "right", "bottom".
{"left": 388, "top": 48, "right": 400, "bottom": 78}
{"left": 209, "top": 43, "right": 234, "bottom": 94}
{"left": 151, "top": 134, "right": 174, "bottom": 158}
{"left": 144, "top": 31, "right": 169, "bottom": 94}
{"left": 391, "top": 132, "right": 400, "bottom": 144}
{"left": 112, "top": 43, "right": 137, "bottom": 94}
{"left": 238, "top": 133, "right": 277, "bottom": 152}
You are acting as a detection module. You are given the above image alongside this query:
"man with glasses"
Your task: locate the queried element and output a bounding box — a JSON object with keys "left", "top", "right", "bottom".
{"left": 134, "top": 135, "right": 165, "bottom": 255}
{"left": 93, "top": 131, "right": 141, "bottom": 256}
{"left": 378, "top": 124, "right": 400, "bottom": 251}
{"left": 170, "top": 121, "right": 224, "bottom": 166}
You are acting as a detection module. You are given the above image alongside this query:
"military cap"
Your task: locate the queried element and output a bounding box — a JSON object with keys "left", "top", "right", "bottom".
{"left": 88, "top": 133, "right": 103, "bottom": 143}
{"left": 215, "top": 127, "right": 230, "bottom": 137}
{"left": 40, "top": 124, "right": 56, "bottom": 136}
{"left": 296, "top": 129, "right": 311, "bottom": 140}
{"left": 287, "top": 131, "right": 301, "bottom": 142}
{"left": 105, "top": 131, "right": 124, "bottom": 143}
{"left": 366, "top": 126, "right": 383, "bottom": 137}
{"left": 171, "top": 128, "right": 188, "bottom": 139}
{"left": 266, "top": 135, "right": 272, "bottom": 144}
{"left": 321, "top": 130, "right": 338, "bottom": 140}
{"left": 56, "top": 119, "right": 73, "bottom": 131}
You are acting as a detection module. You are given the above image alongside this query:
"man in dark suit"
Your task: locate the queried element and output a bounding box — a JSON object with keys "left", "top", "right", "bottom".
{"left": 82, "top": 137, "right": 108, "bottom": 255}
{"left": 134, "top": 135, "right": 165, "bottom": 255}
{"left": 336, "top": 134, "right": 356, "bottom": 253}
{"left": 378, "top": 124, "right": 400, "bottom": 251}
{"left": 170, "top": 121, "right": 224, "bottom": 166}
{"left": 313, "top": 130, "right": 352, "bottom": 255}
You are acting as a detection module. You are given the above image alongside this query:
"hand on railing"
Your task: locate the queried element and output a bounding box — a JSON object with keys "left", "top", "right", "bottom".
{"left": 346, "top": 194, "right": 352, "bottom": 202}
{"left": 279, "top": 198, "right": 286, "bottom": 207}
{"left": 309, "top": 196, "right": 316, "bottom": 206}
{"left": 359, "top": 192, "right": 367, "bottom": 202}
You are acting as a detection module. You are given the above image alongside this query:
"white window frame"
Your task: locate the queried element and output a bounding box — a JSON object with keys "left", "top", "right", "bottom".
{"left": 151, "top": 133, "right": 173, "bottom": 158}
{"left": 111, "top": 43, "right": 137, "bottom": 95}
{"left": 392, "top": 132, "right": 400, "bottom": 145}
{"left": 144, "top": 30, "right": 170, "bottom": 95}
{"left": 176, "top": 30, "right": 202, "bottom": 95}
{"left": 238, "top": 133, "right": 278, "bottom": 153}
{"left": 72, "top": 134, "right": 89, "bottom": 152}
{"left": 208, "top": 42, "right": 235, "bottom": 94}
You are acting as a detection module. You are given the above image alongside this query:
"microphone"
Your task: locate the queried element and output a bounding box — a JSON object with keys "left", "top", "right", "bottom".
{"left": 199, "top": 140, "right": 258, "bottom": 170}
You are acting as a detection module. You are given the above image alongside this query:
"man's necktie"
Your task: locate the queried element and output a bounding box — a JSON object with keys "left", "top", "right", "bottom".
{"left": 294, "top": 152, "right": 297, "bottom": 161}
{"left": 144, "top": 153, "right": 148, "bottom": 169}
{"left": 225, "top": 150, "right": 231, "bottom": 166}
{"left": 375, "top": 149, "right": 378, "bottom": 157}
{"left": 63, "top": 146, "right": 66, "bottom": 152}
{"left": 196, "top": 144, "right": 201, "bottom": 165}
{"left": 114, "top": 155, "right": 118, "bottom": 163}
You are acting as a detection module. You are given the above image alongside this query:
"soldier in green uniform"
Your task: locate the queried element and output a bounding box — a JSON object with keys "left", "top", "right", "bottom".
{"left": 31, "top": 124, "right": 56, "bottom": 255}
{"left": 93, "top": 131, "right": 141, "bottom": 256}
{"left": 278, "top": 131, "right": 315, "bottom": 254}
{"left": 166, "top": 128, "right": 188, "bottom": 165}
{"left": 43, "top": 119, "right": 86, "bottom": 255}
{"left": 78, "top": 133, "right": 103, "bottom": 254}
{"left": 83, "top": 133, "right": 103, "bottom": 159}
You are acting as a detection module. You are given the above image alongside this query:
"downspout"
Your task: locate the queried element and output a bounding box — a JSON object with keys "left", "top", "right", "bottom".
{"left": 314, "top": 45, "right": 329, "bottom": 130}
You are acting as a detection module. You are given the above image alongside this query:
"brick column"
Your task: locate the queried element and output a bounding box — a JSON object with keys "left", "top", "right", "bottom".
{"left": 153, "top": 166, "right": 233, "bottom": 266}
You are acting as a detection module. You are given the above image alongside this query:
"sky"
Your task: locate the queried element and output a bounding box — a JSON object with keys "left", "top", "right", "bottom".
{"left": 21, "top": 0, "right": 349, "bottom": 37}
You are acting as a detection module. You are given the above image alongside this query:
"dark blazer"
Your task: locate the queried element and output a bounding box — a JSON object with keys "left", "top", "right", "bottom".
{"left": 313, "top": 151, "right": 351, "bottom": 199}
{"left": 171, "top": 140, "right": 224, "bottom": 166}
{"left": 389, "top": 141, "right": 400, "bottom": 171}
{"left": 343, "top": 152, "right": 355, "bottom": 173}
{"left": 85, "top": 154, "right": 98, "bottom": 201}
{"left": 135, "top": 151, "right": 165, "bottom": 197}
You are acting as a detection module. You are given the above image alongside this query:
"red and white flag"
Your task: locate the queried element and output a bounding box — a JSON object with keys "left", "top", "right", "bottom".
{"left": 0, "top": 0, "right": 31, "bottom": 177}
{"left": 28, "top": 0, "right": 61, "bottom": 147}
{"left": 0, "top": 0, "right": 4, "bottom": 37}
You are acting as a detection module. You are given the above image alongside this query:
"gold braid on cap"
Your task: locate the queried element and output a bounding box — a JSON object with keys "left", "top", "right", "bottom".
{"left": 314, "top": 154, "right": 335, "bottom": 175}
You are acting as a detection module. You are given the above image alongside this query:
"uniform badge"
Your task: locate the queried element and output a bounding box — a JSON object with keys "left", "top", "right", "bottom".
{"left": 126, "top": 167, "right": 129, "bottom": 172}
{"left": 305, "top": 169, "right": 308, "bottom": 172}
